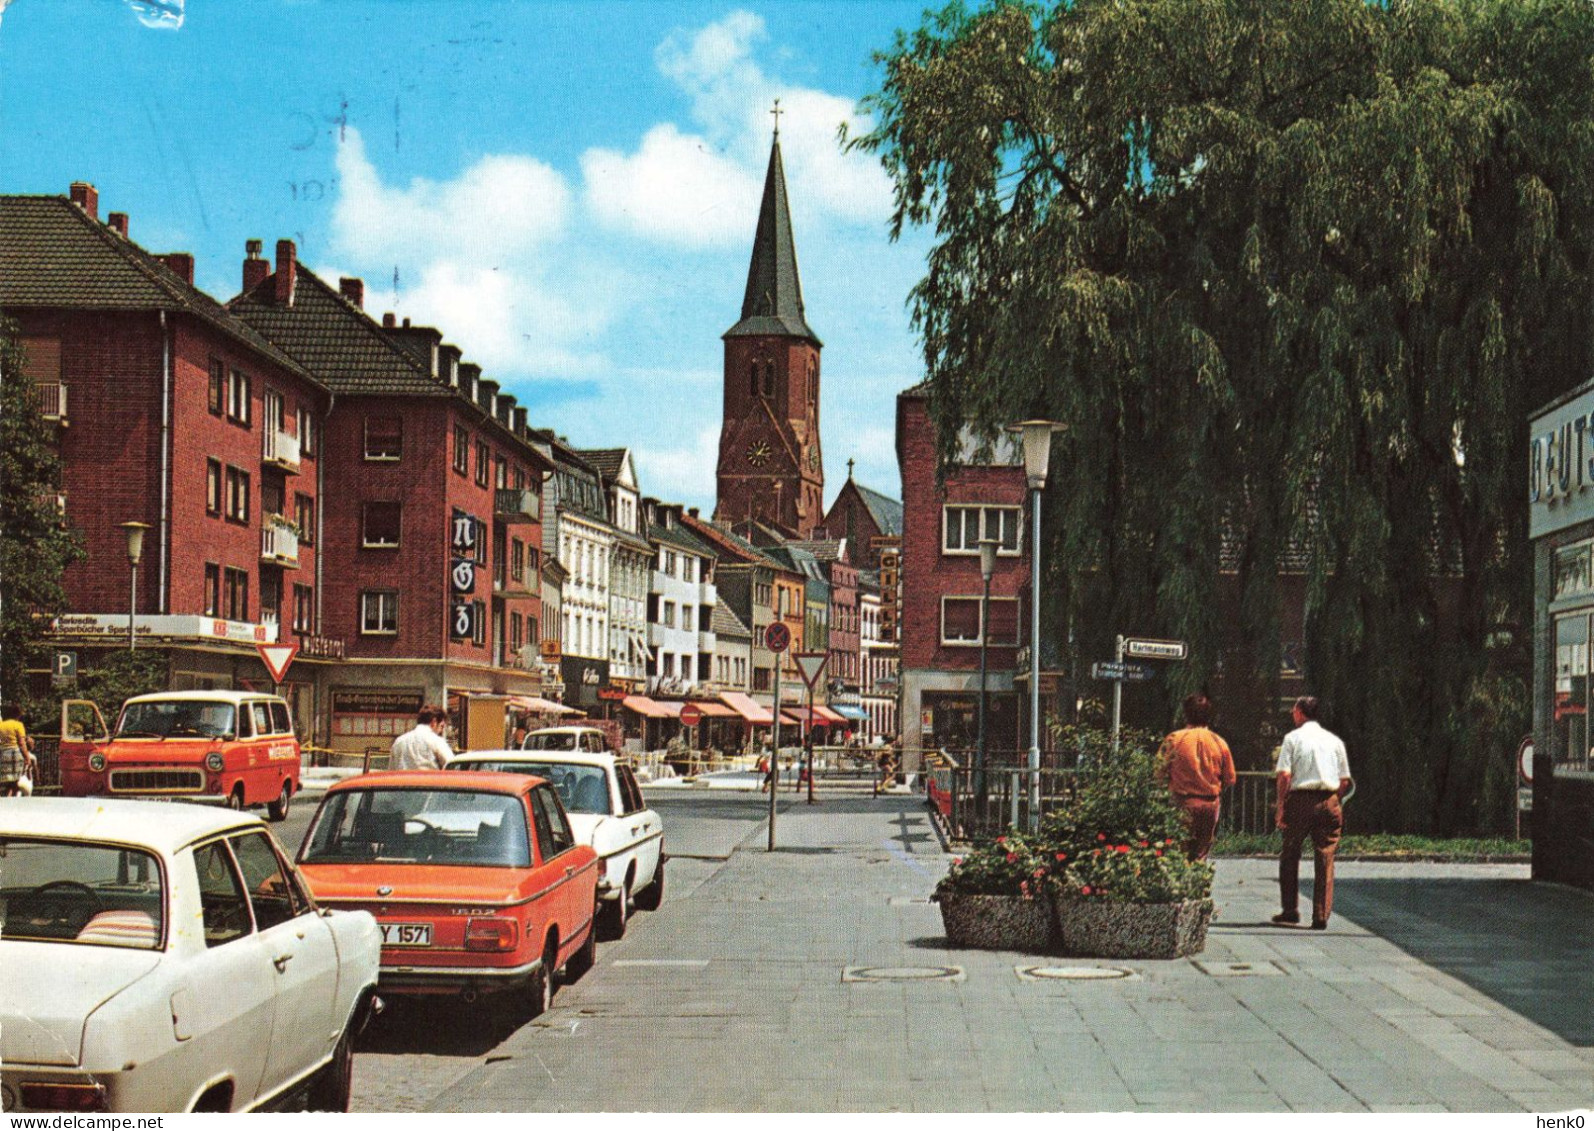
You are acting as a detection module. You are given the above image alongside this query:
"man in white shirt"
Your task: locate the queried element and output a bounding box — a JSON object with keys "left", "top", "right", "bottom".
{"left": 1273, "top": 696, "right": 1352, "bottom": 930}
{"left": 391, "top": 707, "right": 454, "bottom": 771}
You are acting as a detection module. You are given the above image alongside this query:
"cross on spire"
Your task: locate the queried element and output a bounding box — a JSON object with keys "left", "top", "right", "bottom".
{"left": 771, "top": 98, "right": 782, "bottom": 138}
{"left": 847, "top": 458, "right": 855, "bottom": 479}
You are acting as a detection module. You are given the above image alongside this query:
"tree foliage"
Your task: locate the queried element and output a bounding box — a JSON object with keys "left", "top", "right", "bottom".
{"left": 0, "top": 323, "right": 83, "bottom": 706}
{"left": 855, "top": 0, "right": 1594, "bottom": 832}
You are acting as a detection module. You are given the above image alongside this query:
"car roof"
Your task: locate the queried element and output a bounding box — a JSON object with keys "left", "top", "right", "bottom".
{"left": 0, "top": 796, "right": 265, "bottom": 854}
{"left": 525, "top": 726, "right": 605, "bottom": 736}
{"left": 455, "top": 748, "right": 613, "bottom": 770}
{"left": 329, "top": 769, "right": 543, "bottom": 795}
{"left": 124, "top": 690, "right": 284, "bottom": 706}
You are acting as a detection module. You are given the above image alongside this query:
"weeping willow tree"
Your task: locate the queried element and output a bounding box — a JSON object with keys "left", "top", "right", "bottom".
{"left": 853, "top": 0, "right": 1594, "bottom": 833}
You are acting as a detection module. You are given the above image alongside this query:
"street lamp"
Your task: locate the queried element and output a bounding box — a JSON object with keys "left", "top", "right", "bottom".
{"left": 975, "top": 536, "right": 998, "bottom": 826}
{"left": 1006, "top": 419, "right": 1065, "bottom": 831}
{"left": 119, "top": 521, "right": 152, "bottom": 651}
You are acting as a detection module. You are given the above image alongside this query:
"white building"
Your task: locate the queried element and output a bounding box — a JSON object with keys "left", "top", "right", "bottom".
{"left": 577, "top": 448, "right": 652, "bottom": 690}
{"left": 858, "top": 573, "right": 898, "bottom": 743}
{"left": 644, "top": 499, "right": 718, "bottom": 697}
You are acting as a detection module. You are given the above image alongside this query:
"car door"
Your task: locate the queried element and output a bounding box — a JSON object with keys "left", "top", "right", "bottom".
{"left": 618, "top": 766, "right": 661, "bottom": 887}
{"left": 228, "top": 829, "right": 340, "bottom": 1100}
{"left": 530, "top": 785, "right": 583, "bottom": 950}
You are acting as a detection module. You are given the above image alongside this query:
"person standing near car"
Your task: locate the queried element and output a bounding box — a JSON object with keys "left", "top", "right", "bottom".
{"left": 1156, "top": 693, "right": 1236, "bottom": 861}
{"left": 1273, "top": 696, "right": 1352, "bottom": 930}
{"left": 0, "top": 704, "right": 37, "bottom": 796}
{"left": 391, "top": 706, "right": 454, "bottom": 771}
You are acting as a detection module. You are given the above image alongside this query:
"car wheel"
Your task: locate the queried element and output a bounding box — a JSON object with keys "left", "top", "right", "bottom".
{"left": 307, "top": 1027, "right": 353, "bottom": 1112}
{"left": 566, "top": 901, "right": 598, "bottom": 981}
{"left": 226, "top": 785, "right": 246, "bottom": 811}
{"left": 267, "top": 781, "right": 292, "bottom": 822}
{"left": 634, "top": 857, "right": 665, "bottom": 912}
{"left": 598, "top": 879, "right": 629, "bottom": 940}
{"left": 527, "top": 939, "right": 557, "bottom": 1018}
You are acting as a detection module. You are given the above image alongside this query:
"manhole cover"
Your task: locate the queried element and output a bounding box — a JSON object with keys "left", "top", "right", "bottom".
{"left": 842, "top": 965, "right": 964, "bottom": 983}
{"left": 1016, "top": 965, "right": 1135, "bottom": 981}
{"left": 1191, "top": 960, "right": 1287, "bottom": 977}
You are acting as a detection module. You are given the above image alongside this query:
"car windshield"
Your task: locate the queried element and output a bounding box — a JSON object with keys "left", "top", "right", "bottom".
{"left": 522, "top": 732, "right": 582, "bottom": 751}
{"left": 0, "top": 837, "right": 164, "bottom": 950}
{"left": 301, "top": 788, "right": 531, "bottom": 867}
{"left": 118, "top": 700, "right": 234, "bottom": 738}
{"left": 453, "top": 761, "right": 609, "bottom": 814}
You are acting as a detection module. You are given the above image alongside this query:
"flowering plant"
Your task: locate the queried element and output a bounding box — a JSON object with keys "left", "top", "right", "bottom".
{"left": 1060, "top": 837, "right": 1213, "bottom": 903}
{"left": 933, "top": 833, "right": 1054, "bottom": 900}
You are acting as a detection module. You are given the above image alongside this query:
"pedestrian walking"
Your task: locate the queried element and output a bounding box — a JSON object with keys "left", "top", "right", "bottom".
{"left": 1272, "top": 696, "right": 1352, "bottom": 930}
{"left": 1155, "top": 693, "right": 1236, "bottom": 861}
{"left": 0, "top": 704, "right": 38, "bottom": 797}
{"left": 874, "top": 745, "right": 898, "bottom": 795}
{"left": 391, "top": 706, "right": 454, "bottom": 771}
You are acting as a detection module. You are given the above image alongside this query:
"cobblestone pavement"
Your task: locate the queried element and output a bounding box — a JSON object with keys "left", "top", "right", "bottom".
{"left": 350, "top": 790, "right": 1594, "bottom": 1113}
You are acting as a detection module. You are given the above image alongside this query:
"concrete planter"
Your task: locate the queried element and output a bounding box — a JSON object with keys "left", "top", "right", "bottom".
{"left": 937, "top": 891, "right": 1054, "bottom": 953}
{"left": 1053, "top": 896, "right": 1213, "bottom": 959}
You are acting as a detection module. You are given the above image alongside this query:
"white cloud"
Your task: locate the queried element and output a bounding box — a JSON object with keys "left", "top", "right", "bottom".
{"left": 631, "top": 426, "right": 724, "bottom": 505}
{"left": 581, "top": 123, "right": 759, "bottom": 247}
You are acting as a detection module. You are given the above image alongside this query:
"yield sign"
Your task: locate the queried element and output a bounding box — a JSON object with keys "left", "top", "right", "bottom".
{"left": 257, "top": 642, "right": 298, "bottom": 684}
{"left": 793, "top": 652, "right": 828, "bottom": 689}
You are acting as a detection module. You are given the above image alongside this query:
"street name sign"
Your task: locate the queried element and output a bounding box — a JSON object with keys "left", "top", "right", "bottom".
{"left": 1123, "top": 637, "right": 1188, "bottom": 661}
{"left": 1093, "top": 661, "right": 1154, "bottom": 682}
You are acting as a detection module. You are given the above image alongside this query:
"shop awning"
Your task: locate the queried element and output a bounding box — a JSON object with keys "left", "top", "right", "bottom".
{"left": 652, "top": 700, "right": 685, "bottom": 718}
{"left": 507, "top": 696, "right": 584, "bottom": 716}
{"left": 830, "top": 704, "right": 869, "bottom": 721}
{"left": 621, "top": 695, "right": 672, "bottom": 719}
{"left": 779, "top": 711, "right": 805, "bottom": 727}
{"left": 718, "top": 691, "right": 774, "bottom": 725}
{"left": 687, "top": 700, "right": 738, "bottom": 718}
{"left": 814, "top": 705, "right": 849, "bottom": 726}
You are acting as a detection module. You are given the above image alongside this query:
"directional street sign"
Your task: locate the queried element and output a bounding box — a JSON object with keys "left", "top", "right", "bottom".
{"left": 257, "top": 642, "right": 298, "bottom": 684}
{"left": 1123, "top": 637, "right": 1188, "bottom": 661}
{"left": 1093, "top": 660, "right": 1154, "bottom": 682}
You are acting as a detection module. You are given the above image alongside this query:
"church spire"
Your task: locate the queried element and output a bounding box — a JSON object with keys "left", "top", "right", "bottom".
{"left": 724, "top": 108, "right": 821, "bottom": 346}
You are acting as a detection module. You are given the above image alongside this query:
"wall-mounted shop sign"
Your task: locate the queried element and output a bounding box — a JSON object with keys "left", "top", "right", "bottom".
{"left": 1530, "top": 384, "right": 1594, "bottom": 538}
{"left": 450, "top": 602, "right": 478, "bottom": 640}
{"left": 451, "top": 558, "right": 476, "bottom": 595}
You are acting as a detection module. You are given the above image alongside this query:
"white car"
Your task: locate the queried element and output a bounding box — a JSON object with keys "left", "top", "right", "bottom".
{"left": 449, "top": 749, "right": 663, "bottom": 938}
{"left": 0, "top": 798, "right": 382, "bottom": 1113}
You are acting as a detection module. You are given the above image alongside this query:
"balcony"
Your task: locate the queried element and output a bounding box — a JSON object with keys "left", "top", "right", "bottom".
{"left": 36, "top": 382, "right": 67, "bottom": 424}
{"left": 260, "top": 515, "right": 300, "bottom": 568}
{"left": 697, "top": 630, "right": 717, "bottom": 654}
{"left": 494, "top": 488, "right": 538, "bottom": 523}
{"left": 698, "top": 581, "right": 717, "bottom": 607}
{"left": 262, "top": 428, "right": 301, "bottom": 474}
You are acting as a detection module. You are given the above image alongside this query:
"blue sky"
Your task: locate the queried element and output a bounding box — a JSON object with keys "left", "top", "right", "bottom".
{"left": 0, "top": 0, "right": 934, "bottom": 511}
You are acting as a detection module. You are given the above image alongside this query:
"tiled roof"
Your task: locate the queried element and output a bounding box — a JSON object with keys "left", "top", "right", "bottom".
{"left": 0, "top": 195, "right": 321, "bottom": 387}
{"left": 723, "top": 137, "right": 820, "bottom": 345}
{"left": 648, "top": 518, "right": 716, "bottom": 558}
{"left": 680, "top": 513, "right": 786, "bottom": 571}
{"left": 711, "top": 601, "right": 752, "bottom": 639}
{"left": 785, "top": 538, "right": 845, "bottom": 563}
{"left": 574, "top": 447, "right": 627, "bottom": 482}
{"left": 229, "top": 266, "right": 448, "bottom": 398}
{"left": 853, "top": 483, "right": 904, "bottom": 536}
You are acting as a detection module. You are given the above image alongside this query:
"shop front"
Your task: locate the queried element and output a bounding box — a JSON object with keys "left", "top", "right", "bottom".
{"left": 561, "top": 656, "right": 610, "bottom": 714}
{"left": 1530, "top": 382, "right": 1594, "bottom": 891}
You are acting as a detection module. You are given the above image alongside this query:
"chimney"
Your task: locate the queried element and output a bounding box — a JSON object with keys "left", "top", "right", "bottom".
{"left": 69, "top": 182, "right": 98, "bottom": 220}
{"left": 107, "top": 212, "right": 129, "bottom": 238}
{"left": 338, "top": 277, "right": 365, "bottom": 308}
{"left": 160, "top": 253, "right": 194, "bottom": 285}
{"left": 382, "top": 312, "right": 396, "bottom": 328}
{"left": 273, "top": 239, "right": 296, "bottom": 306}
{"left": 242, "top": 239, "right": 269, "bottom": 291}
{"left": 689, "top": 507, "right": 700, "bottom": 519}
{"left": 513, "top": 406, "right": 527, "bottom": 434}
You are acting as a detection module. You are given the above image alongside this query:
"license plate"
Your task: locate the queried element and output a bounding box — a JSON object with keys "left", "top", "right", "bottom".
{"left": 380, "top": 922, "right": 432, "bottom": 947}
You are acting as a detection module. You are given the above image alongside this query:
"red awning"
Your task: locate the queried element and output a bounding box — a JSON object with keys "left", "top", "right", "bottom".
{"left": 814, "top": 705, "right": 848, "bottom": 726}
{"left": 687, "top": 700, "right": 738, "bottom": 718}
{"left": 780, "top": 711, "right": 804, "bottom": 727}
{"left": 718, "top": 691, "right": 774, "bottom": 725}
{"left": 621, "top": 695, "right": 672, "bottom": 719}
{"left": 652, "top": 700, "right": 685, "bottom": 718}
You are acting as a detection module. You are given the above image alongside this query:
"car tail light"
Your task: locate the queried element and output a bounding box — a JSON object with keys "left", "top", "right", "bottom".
{"left": 464, "top": 917, "right": 518, "bottom": 952}
{"left": 19, "top": 1081, "right": 107, "bottom": 1112}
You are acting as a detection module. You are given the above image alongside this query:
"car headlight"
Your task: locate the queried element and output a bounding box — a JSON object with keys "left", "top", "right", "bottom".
{"left": 206, "top": 752, "right": 225, "bottom": 772}
{"left": 88, "top": 753, "right": 106, "bottom": 773}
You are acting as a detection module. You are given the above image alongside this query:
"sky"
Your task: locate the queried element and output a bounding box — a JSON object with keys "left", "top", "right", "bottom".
{"left": 0, "top": 0, "right": 936, "bottom": 512}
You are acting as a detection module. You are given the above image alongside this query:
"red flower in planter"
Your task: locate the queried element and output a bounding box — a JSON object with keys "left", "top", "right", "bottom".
{"left": 1033, "top": 868, "right": 1047, "bottom": 879}
{"left": 1006, "top": 852, "right": 1018, "bottom": 863}
{"left": 1116, "top": 845, "right": 1131, "bottom": 854}
{"left": 1054, "top": 852, "right": 1067, "bottom": 862}
{"left": 1139, "top": 840, "right": 1149, "bottom": 847}
{"left": 1155, "top": 849, "right": 1163, "bottom": 857}
{"left": 996, "top": 837, "right": 1007, "bottom": 845}
{"left": 1080, "top": 885, "right": 1093, "bottom": 895}
{"left": 1097, "top": 833, "right": 1107, "bottom": 842}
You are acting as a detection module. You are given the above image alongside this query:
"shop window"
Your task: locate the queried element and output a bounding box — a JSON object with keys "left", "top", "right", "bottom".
{"left": 1554, "top": 611, "right": 1592, "bottom": 772}
{"left": 1554, "top": 541, "right": 1594, "bottom": 600}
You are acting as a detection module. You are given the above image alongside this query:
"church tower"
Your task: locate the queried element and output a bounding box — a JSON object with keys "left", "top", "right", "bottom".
{"left": 714, "top": 112, "right": 823, "bottom": 539}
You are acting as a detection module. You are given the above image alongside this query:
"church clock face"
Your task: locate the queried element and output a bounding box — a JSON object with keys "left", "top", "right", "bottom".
{"left": 746, "top": 440, "right": 772, "bottom": 467}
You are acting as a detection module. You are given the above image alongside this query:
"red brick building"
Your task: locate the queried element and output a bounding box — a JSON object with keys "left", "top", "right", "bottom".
{"left": 1, "top": 183, "right": 330, "bottom": 724}
{"left": 230, "top": 243, "right": 554, "bottom": 752}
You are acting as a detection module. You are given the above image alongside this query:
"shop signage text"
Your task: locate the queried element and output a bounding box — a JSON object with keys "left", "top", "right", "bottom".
{"left": 53, "top": 614, "right": 276, "bottom": 643}
{"left": 1530, "top": 386, "right": 1594, "bottom": 538}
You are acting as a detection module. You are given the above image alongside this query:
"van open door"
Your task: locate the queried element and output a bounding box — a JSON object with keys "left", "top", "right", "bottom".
{"left": 57, "top": 699, "right": 110, "bottom": 796}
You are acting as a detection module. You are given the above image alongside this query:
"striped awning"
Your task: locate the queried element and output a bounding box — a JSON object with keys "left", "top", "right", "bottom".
{"left": 687, "top": 700, "right": 738, "bottom": 718}
{"left": 814, "top": 705, "right": 848, "bottom": 725}
{"left": 830, "top": 704, "right": 869, "bottom": 721}
{"left": 718, "top": 691, "right": 774, "bottom": 725}
{"left": 621, "top": 695, "right": 672, "bottom": 719}
{"left": 507, "top": 696, "right": 583, "bottom": 717}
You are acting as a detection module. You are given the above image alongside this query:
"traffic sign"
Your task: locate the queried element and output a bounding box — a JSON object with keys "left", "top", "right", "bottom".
{"left": 766, "top": 623, "right": 791, "bottom": 653}
{"left": 256, "top": 642, "right": 298, "bottom": 684}
{"left": 1518, "top": 735, "right": 1534, "bottom": 784}
{"left": 1123, "top": 637, "right": 1187, "bottom": 661}
{"left": 794, "top": 652, "right": 828, "bottom": 688}
{"left": 1092, "top": 660, "right": 1154, "bottom": 682}
{"left": 53, "top": 651, "right": 77, "bottom": 679}
{"left": 678, "top": 703, "right": 702, "bottom": 727}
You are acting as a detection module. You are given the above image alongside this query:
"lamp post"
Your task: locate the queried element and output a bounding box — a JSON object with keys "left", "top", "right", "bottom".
{"left": 975, "top": 536, "right": 998, "bottom": 826}
{"left": 119, "top": 522, "right": 152, "bottom": 652}
{"left": 1006, "top": 420, "right": 1065, "bottom": 831}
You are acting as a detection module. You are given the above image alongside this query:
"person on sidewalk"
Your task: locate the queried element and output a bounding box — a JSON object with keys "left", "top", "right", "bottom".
{"left": 1272, "top": 696, "right": 1352, "bottom": 930}
{"left": 1156, "top": 693, "right": 1236, "bottom": 860}
{"left": 391, "top": 706, "right": 454, "bottom": 771}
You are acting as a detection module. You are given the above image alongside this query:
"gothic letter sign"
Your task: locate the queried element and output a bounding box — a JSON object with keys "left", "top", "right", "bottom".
{"left": 451, "top": 510, "right": 479, "bottom": 555}
{"left": 451, "top": 558, "right": 476, "bottom": 595}
{"left": 450, "top": 601, "right": 477, "bottom": 640}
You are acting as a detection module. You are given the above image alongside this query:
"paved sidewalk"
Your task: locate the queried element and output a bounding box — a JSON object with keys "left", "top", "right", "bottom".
{"left": 427, "top": 792, "right": 1594, "bottom": 1113}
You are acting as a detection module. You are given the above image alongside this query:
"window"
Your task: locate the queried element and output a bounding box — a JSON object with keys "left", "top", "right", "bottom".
{"left": 454, "top": 426, "right": 469, "bottom": 476}
{"left": 986, "top": 598, "right": 1020, "bottom": 646}
{"left": 663, "top": 549, "right": 676, "bottom": 576}
{"left": 295, "top": 493, "right": 315, "bottom": 546}
{"left": 495, "top": 454, "right": 508, "bottom": 490}
{"left": 362, "top": 501, "right": 402, "bottom": 548}
{"left": 942, "top": 505, "right": 1021, "bottom": 554}
{"left": 224, "top": 567, "right": 249, "bottom": 621}
{"left": 364, "top": 416, "right": 402, "bottom": 460}
{"left": 475, "top": 440, "right": 490, "bottom": 487}
{"left": 229, "top": 831, "right": 306, "bottom": 931}
{"left": 204, "top": 563, "right": 220, "bottom": 617}
{"left": 749, "top": 363, "right": 758, "bottom": 397}
{"left": 208, "top": 359, "right": 225, "bottom": 416}
{"left": 511, "top": 612, "right": 523, "bottom": 653}
{"left": 206, "top": 459, "right": 222, "bottom": 516}
{"left": 682, "top": 605, "right": 694, "bottom": 633}
{"left": 761, "top": 361, "right": 775, "bottom": 398}
{"left": 753, "top": 667, "right": 771, "bottom": 691}
{"left": 298, "top": 406, "right": 317, "bottom": 458}
{"left": 941, "top": 597, "right": 981, "bottom": 644}
{"left": 225, "top": 466, "right": 250, "bottom": 524}
{"left": 261, "top": 479, "right": 285, "bottom": 519}
{"left": 472, "top": 599, "right": 487, "bottom": 647}
{"left": 361, "top": 590, "right": 398, "bottom": 634}
{"left": 293, "top": 584, "right": 314, "bottom": 634}
{"left": 807, "top": 358, "right": 818, "bottom": 404}
{"left": 511, "top": 538, "right": 525, "bottom": 582}
{"left": 194, "top": 840, "right": 250, "bottom": 947}
{"left": 662, "top": 601, "right": 676, "bottom": 629}
{"left": 227, "top": 369, "right": 251, "bottom": 426}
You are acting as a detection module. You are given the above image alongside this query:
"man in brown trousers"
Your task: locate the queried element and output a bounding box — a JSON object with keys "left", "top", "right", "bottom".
{"left": 1273, "top": 696, "right": 1353, "bottom": 930}
{"left": 1156, "top": 693, "right": 1237, "bottom": 861}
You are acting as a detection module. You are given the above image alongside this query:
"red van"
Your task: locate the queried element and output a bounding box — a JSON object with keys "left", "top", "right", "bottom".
{"left": 57, "top": 691, "right": 302, "bottom": 821}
